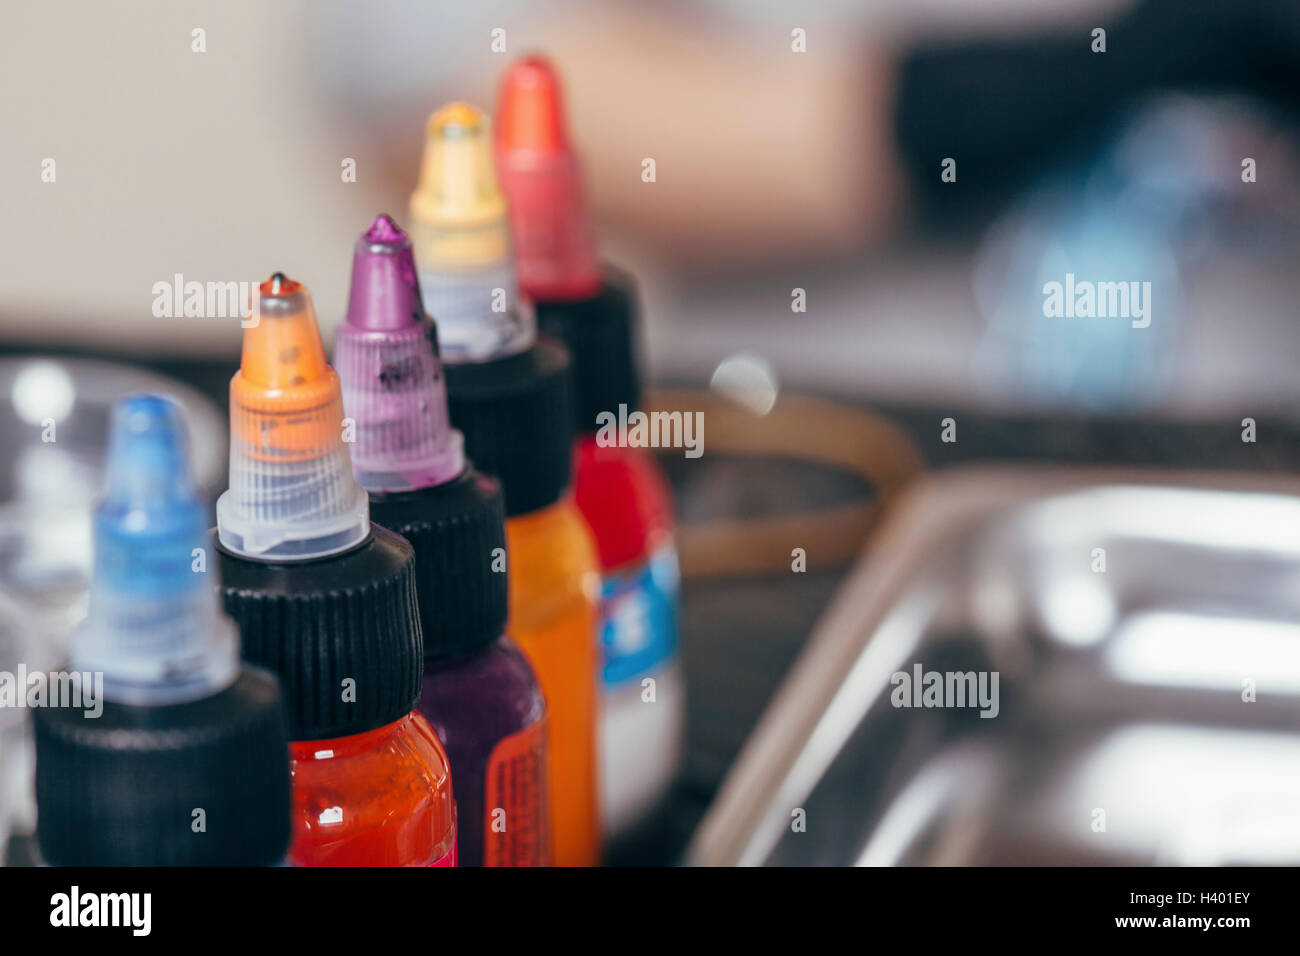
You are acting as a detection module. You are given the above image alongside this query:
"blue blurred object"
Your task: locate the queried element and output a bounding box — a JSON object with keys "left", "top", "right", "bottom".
{"left": 95, "top": 396, "right": 205, "bottom": 599}
{"left": 969, "top": 96, "right": 1267, "bottom": 414}
{"left": 73, "top": 394, "right": 238, "bottom": 705}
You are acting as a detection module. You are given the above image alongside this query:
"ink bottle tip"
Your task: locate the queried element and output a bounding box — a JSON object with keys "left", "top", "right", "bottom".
{"left": 409, "top": 102, "right": 510, "bottom": 269}
{"left": 218, "top": 275, "right": 370, "bottom": 561}
{"left": 347, "top": 215, "right": 420, "bottom": 333}
{"left": 337, "top": 215, "right": 465, "bottom": 491}
{"left": 496, "top": 55, "right": 569, "bottom": 155}
{"left": 262, "top": 271, "right": 300, "bottom": 297}
{"left": 73, "top": 394, "right": 239, "bottom": 704}
{"left": 364, "top": 213, "right": 406, "bottom": 245}
{"left": 494, "top": 56, "right": 601, "bottom": 301}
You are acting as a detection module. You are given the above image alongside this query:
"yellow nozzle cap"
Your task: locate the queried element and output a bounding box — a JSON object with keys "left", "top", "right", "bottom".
{"left": 409, "top": 102, "right": 510, "bottom": 269}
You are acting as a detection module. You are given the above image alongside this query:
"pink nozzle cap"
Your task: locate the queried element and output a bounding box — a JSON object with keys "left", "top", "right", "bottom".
{"left": 334, "top": 214, "right": 465, "bottom": 492}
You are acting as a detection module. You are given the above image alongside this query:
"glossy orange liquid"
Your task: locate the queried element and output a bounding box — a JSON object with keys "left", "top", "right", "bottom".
{"left": 505, "top": 496, "right": 602, "bottom": 866}
{"left": 287, "top": 712, "right": 457, "bottom": 866}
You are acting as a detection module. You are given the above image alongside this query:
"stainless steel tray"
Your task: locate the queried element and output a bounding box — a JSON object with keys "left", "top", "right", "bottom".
{"left": 687, "top": 466, "right": 1300, "bottom": 866}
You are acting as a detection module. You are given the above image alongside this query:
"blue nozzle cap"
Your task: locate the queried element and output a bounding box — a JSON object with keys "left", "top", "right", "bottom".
{"left": 97, "top": 395, "right": 204, "bottom": 595}
{"left": 72, "top": 394, "right": 239, "bottom": 705}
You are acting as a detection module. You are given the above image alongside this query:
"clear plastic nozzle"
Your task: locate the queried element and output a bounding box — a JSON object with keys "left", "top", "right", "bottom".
{"left": 216, "top": 273, "right": 370, "bottom": 560}
{"left": 335, "top": 214, "right": 465, "bottom": 492}
{"left": 71, "top": 394, "right": 239, "bottom": 705}
{"left": 409, "top": 102, "right": 535, "bottom": 363}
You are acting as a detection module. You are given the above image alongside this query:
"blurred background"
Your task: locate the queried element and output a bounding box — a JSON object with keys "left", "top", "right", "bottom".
{"left": 5, "top": 0, "right": 1300, "bottom": 865}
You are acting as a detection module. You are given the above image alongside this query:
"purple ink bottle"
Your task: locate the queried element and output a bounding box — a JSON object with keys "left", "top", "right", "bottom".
{"left": 335, "top": 214, "right": 550, "bottom": 866}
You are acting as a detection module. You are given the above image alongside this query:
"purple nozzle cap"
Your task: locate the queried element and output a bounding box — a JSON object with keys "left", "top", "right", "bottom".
{"left": 335, "top": 214, "right": 465, "bottom": 492}
{"left": 347, "top": 214, "right": 423, "bottom": 332}
{"left": 364, "top": 212, "right": 405, "bottom": 244}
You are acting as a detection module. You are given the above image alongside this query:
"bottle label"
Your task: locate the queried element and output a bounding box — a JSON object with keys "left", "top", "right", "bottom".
{"left": 430, "top": 839, "right": 458, "bottom": 867}
{"left": 483, "top": 714, "right": 551, "bottom": 866}
{"left": 600, "top": 543, "right": 679, "bottom": 688}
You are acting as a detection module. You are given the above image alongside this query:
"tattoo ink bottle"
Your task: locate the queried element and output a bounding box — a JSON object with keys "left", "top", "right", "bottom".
{"left": 335, "top": 214, "right": 550, "bottom": 866}
{"left": 410, "top": 103, "right": 603, "bottom": 865}
{"left": 34, "top": 394, "right": 291, "bottom": 866}
{"left": 215, "top": 273, "right": 456, "bottom": 866}
{"left": 496, "top": 56, "right": 684, "bottom": 837}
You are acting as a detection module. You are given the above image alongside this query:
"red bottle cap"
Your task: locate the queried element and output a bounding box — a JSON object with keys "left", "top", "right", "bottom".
{"left": 495, "top": 56, "right": 602, "bottom": 302}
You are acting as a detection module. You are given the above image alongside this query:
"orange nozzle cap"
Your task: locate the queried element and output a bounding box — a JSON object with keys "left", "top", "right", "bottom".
{"left": 238, "top": 272, "right": 330, "bottom": 390}
{"left": 218, "top": 273, "right": 369, "bottom": 560}
{"left": 230, "top": 273, "right": 340, "bottom": 461}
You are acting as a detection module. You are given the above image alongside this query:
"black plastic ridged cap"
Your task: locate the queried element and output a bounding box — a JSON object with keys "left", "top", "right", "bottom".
{"left": 215, "top": 526, "right": 424, "bottom": 740}
{"left": 33, "top": 667, "right": 291, "bottom": 866}
{"left": 446, "top": 336, "right": 576, "bottom": 517}
{"left": 535, "top": 267, "right": 641, "bottom": 433}
{"left": 368, "top": 467, "right": 508, "bottom": 662}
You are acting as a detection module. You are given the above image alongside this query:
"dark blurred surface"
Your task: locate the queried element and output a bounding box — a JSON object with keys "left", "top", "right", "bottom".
{"left": 896, "top": 0, "right": 1300, "bottom": 228}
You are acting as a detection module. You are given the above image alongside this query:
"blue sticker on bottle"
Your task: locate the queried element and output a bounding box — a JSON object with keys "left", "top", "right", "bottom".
{"left": 600, "top": 543, "right": 679, "bottom": 688}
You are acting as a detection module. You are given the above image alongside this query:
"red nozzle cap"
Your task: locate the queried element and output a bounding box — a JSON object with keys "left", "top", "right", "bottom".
{"left": 496, "top": 56, "right": 570, "bottom": 156}
{"left": 495, "top": 55, "right": 602, "bottom": 301}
